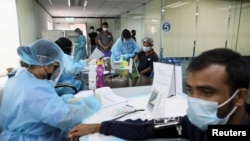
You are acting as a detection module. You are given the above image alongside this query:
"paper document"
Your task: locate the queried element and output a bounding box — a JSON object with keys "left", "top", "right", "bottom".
{"left": 73, "top": 87, "right": 127, "bottom": 108}
{"left": 152, "top": 62, "right": 183, "bottom": 97}
{"left": 95, "top": 87, "right": 128, "bottom": 108}
{"left": 89, "top": 48, "right": 104, "bottom": 59}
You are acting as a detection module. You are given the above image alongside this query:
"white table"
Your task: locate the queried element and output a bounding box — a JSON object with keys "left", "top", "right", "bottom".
{"left": 80, "top": 86, "right": 188, "bottom": 141}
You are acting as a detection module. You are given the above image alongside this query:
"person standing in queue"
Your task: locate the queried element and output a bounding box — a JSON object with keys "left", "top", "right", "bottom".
{"left": 88, "top": 26, "right": 98, "bottom": 54}
{"left": 97, "top": 22, "right": 113, "bottom": 57}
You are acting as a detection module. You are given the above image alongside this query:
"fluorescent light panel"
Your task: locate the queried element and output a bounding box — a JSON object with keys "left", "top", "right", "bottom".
{"left": 68, "top": 0, "right": 71, "bottom": 7}
{"left": 171, "top": 2, "right": 188, "bottom": 8}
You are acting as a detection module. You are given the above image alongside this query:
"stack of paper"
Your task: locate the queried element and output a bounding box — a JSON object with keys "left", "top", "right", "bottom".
{"left": 72, "top": 87, "right": 128, "bottom": 109}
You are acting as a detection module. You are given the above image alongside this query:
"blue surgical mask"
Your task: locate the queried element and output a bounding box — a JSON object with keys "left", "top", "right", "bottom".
{"left": 142, "top": 46, "right": 151, "bottom": 52}
{"left": 186, "top": 89, "right": 239, "bottom": 130}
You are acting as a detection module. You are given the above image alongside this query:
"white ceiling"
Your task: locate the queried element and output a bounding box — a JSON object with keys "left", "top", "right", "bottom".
{"left": 35, "top": 0, "right": 152, "bottom": 18}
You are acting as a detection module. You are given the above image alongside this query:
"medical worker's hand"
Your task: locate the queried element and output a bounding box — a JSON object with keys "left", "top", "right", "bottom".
{"left": 68, "top": 124, "right": 101, "bottom": 139}
{"left": 123, "top": 54, "right": 130, "bottom": 60}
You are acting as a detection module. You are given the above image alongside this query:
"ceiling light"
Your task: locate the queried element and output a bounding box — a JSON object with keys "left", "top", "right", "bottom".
{"left": 171, "top": 2, "right": 188, "bottom": 8}
{"left": 164, "top": 2, "right": 181, "bottom": 8}
{"left": 84, "top": 0, "right": 88, "bottom": 7}
{"left": 68, "top": 0, "right": 71, "bottom": 7}
{"left": 49, "top": 0, "right": 53, "bottom": 6}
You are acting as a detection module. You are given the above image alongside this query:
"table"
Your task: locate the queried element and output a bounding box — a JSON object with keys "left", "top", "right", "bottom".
{"left": 80, "top": 86, "right": 188, "bottom": 141}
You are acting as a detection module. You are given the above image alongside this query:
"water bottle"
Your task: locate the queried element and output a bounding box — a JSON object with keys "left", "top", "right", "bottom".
{"left": 96, "top": 59, "right": 105, "bottom": 88}
{"left": 88, "top": 64, "right": 97, "bottom": 90}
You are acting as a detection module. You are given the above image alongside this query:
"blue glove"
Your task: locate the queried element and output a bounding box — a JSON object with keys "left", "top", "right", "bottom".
{"left": 78, "top": 59, "right": 86, "bottom": 67}
{"left": 123, "top": 54, "right": 130, "bottom": 60}
{"left": 61, "top": 94, "right": 75, "bottom": 102}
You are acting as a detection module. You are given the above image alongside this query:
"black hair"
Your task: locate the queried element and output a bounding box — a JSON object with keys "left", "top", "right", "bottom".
{"left": 74, "top": 28, "right": 83, "bottom": 35}
{"left": 90, "top": 26, "right": 94, "bottom": 29}
{"left": 131, "top": 29, "right": 136, "bottom": 33}
{"left": 55, "top": 37, "right": 73, "bottom": 55}
{"left": 102, "top": 22, "right": 108, "bottom": 27}
{"left": 97, "top": 28, "right": 103, "bottom": 32}
{"left": 187, "top": 48, "right": 250, "bottom": 94}
{"left": 121, "top": 29, "right": 131, "bottom": 40}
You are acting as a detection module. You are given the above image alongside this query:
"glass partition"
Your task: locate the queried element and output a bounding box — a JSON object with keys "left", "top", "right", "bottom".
{"left": 113, "top": 0, "right": 250, "bottom": 93}
{"left": 145, "top": 0, "right": 250, "bottom": 93}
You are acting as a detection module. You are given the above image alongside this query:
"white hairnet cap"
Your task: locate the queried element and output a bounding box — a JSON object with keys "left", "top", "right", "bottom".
{"left": 17, "top": 39, "right": 63, "bottom": 66}
{"left": 142, "top": 37, "right": 153, "bottom": 45}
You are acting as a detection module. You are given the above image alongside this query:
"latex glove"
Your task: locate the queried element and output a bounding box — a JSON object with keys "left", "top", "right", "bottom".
{"left": 78, "top": 59, "right": 87, "bottom": 67}
{"left": 122, "top": 54, "right": 130, "bottom": 60}
{"left": 61, "top": 94, "right": 75, "bottom": 103}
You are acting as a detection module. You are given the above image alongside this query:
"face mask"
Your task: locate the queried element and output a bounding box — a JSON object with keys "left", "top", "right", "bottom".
{"left": 44, "top": 65, "right": 60, "bottom": 80}
{"left": 97, "top": 31, "right": 100, "bottom": 34}
{"left": 186, "top": 89, "right": 239, "bottom": 130}
{"left": 142, "top": 46, "right": 151, "bottom": 52}
{"left": 90, "top": 29, "right": 94, "bottom": 32}
{"left": 103, "top": 28, "right": 108, "bottom": 31}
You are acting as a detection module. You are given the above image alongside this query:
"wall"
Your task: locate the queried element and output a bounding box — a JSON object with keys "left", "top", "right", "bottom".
{"left": 120, "top": 13, "right": 143, "bottom": 47}
{"left": 0, "top": 0, "right": 20, "bottom": 72}
{"left": 16, "top": 0, "right": 37, "bottom": 45}
{"left": 16, "top": 0, "right": 52, "bottom": 45}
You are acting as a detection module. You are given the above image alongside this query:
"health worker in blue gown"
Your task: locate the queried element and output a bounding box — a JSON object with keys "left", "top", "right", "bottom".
{"left": 111, "top": 29, "right": 140, "bottom": 63}
{"left": 74, "top": 28, "right": 87, "bottom": 62}
{"left": 0, "top": 39, "right": 100, "bottom": 141}
{"left": 55, "top": 37, "right": 86, "bottom": 95}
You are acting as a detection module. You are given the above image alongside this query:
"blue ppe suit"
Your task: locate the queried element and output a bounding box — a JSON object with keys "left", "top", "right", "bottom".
{"left": 111, "top": 37, "right": 140, "bottom": 63}
{"left": 56, "top": 54, "right": 86, "bottom": 96}
{"left": 0, "top": 70, "right": 100, "bottom": 141}
{"left": 74, "top": 35, "right": 87, "bottom": 62}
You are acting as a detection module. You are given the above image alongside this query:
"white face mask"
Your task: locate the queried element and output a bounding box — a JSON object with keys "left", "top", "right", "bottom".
{"left": 142, "top": 46, "right": 151, "bottom": 52}
{"left": 103, "top": 28, "right": 108, "bottom": 31}
{"left": 90, "top": 29, "right": 94, "bottom": 32}
{"left": 186, "top": 89, "right": 239, "bottom": 130}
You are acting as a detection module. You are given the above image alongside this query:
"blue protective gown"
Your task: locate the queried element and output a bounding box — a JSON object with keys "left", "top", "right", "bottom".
{"left": 0, "top": 70, "right": 100, "bottom": 141}
{"left": 74, "top": 35, "right": 87, "bottom": 62}
{"left": 111, "top": 37, "right": 140, "bottom": 63}
{"left": 56, "top": 54, "right": 86, "bottom": 96}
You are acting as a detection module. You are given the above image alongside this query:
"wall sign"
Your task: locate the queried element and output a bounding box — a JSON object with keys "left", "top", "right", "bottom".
{"left": 162, "top": 21, "right": 171, "bottom": 34}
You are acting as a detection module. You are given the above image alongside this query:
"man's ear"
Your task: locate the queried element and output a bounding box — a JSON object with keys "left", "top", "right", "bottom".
{"left": 235, "top": 88, "right": 249, "bottom": 106}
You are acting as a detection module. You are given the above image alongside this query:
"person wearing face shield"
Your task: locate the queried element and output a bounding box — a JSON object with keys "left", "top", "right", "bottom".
{"left": 55, "top": 37, "right": 87, "bottom": 96}
{"left": 110, "top": 29, "right": 140, "bottom": 63}
{"left": 67, "top": 48, "right": 250, "bottom": 141}
{"left": 0, "top": 39, "right": 101, "bottom": 141}
{"left": 134, "top": 37, "right": 159, "bottom": 77}
{"left": 97, "top": 22, "right": 113, "bottom": 57}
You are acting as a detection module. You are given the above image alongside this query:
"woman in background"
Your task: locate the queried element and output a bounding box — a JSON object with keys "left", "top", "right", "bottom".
{"left": 74, "top": 28, "right": 87, "bottom": 62}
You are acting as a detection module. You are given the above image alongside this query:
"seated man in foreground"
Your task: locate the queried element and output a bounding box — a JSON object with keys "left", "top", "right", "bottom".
{"left": 68, "top": 48, "right": 250, "bottom": 141}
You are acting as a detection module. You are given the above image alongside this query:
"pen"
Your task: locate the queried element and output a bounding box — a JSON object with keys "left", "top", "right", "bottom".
{"left": 126, "top": 104, "right": 134, "bottom": 108}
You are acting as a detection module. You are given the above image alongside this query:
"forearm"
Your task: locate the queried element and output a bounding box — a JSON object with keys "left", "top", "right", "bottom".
{"left": 99, "top": 119, "right": 150, "bottom": 140}
{"left": 107, "top": 41, "right": 113, "bottom": 49}
{"left": 140, "top": 67, "right": 151, "bottom": 75}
